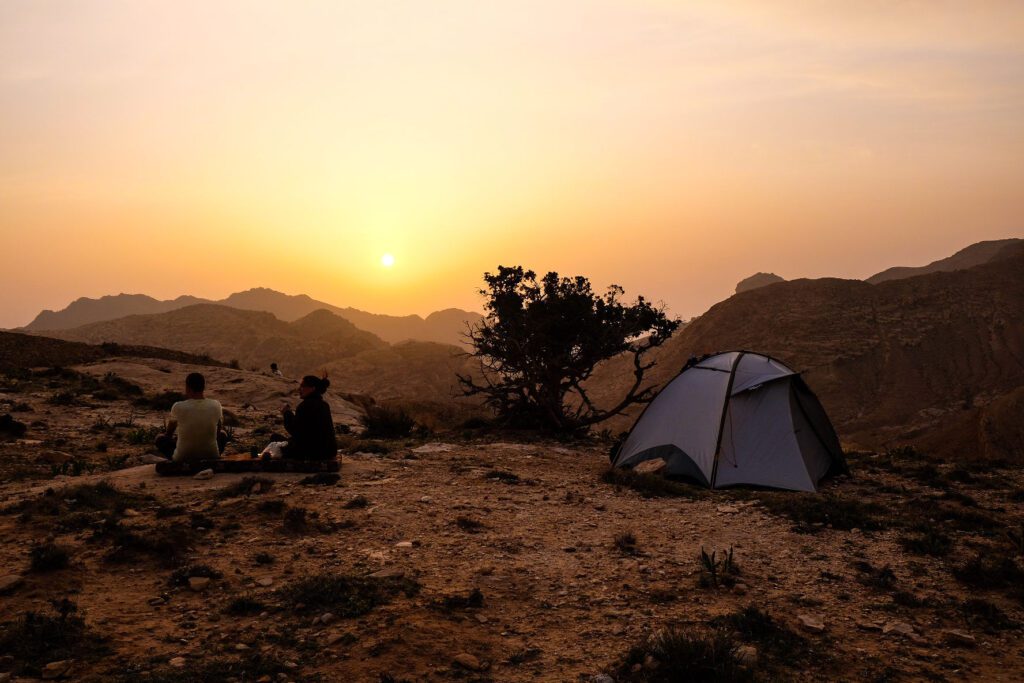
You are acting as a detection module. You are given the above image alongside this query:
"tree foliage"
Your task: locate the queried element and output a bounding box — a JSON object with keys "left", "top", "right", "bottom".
{"left": 458, "top": 266, "right": 679, "bottom": 432}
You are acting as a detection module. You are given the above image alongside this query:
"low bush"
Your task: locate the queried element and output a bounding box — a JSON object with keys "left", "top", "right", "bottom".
{"left": 124, "top": 425, "right": 161, "bottom": 445}
{"left": 29, "top": 542, "right": 71, "bottom": 572}
{"left": 612, "top": 626, "right": 752, "bottom": 682}
{"left": 169, "top": 564, "right": 223, "bottom": 587}
{"left": 615, "top": 532, "right": 640, "bottom": 556}
{"left": 711, "top": 606, "right": 808, "bottom": 661}
{"left": 134, "top": 391, "right": 186, "bottom": 411}
{"left": 278, "top": 573, "right": 420, "bottom": 617}
{"left": 953, "top": 551, "right": 1024, "bottom": 589}
{"left": 343, "top": 495, "right": 370, "bottom": 510}
{"left": 601, "top": 467, "right": 703, "bottom": 499}
{"left": 118, "top": 654, "right": 290, "bottom": 683}
{"left": 0, "top": 413, "right": 28, "bottom": 438}
{"left": 10, "top": 481, "right": 149, "bottom": 528}
{"left": 224, "top": 594, "right": 268, "bottom": 616}
{"left": 96, "top": 518, "right": 192, "bottom": 567}
{"left": 755, "top": 493, "right": 885, "bottom": 532}
{"left": 0, "top": 600, "right": 103, "bottom": 677}
{"left": 899, "top": 527, "right": 953, "bottom": 557}
{"left": 360, "top": 405, "right": 415, "bottom": 439}
{"left": 961, "top": 598, "right": 1019, "bottom": 631}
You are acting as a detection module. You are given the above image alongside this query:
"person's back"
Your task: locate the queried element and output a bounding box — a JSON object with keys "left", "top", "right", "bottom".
{"left": 171, "top": 397, "right": 223, "bottom": 462}
{"left": 281, "top": 375, "right": 337, "bottom": 460}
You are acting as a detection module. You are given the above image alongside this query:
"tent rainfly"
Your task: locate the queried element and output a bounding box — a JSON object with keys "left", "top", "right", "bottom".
{"left": 613, "top": 351, "right": 846, "bottom": 492}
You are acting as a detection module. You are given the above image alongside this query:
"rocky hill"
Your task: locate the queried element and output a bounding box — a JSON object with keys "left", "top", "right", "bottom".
{"left": 866, "top": 238, "right": 1022, "bottom": 284}
{"left": 735, "top": 272, "right": 785, "bottom": 294}
{"left": 46, "top": 305, "right": 387, "bottom": 376}
{"left": 593, "top": 243, "right": 1024, "bottom": 460}
{"left": 0, "top": 330, "right": 228, "bottom": 374}
{"left": 23, "top": 288, "right": 483, "bottom": 346}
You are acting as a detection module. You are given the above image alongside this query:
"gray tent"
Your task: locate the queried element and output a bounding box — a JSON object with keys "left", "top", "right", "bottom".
{"left": 613, "top": 351, "right": 846, "bottom": 492}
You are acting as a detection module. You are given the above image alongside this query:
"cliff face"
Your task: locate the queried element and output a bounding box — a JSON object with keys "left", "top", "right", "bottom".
{"left": 866, "top": 238, "right": 1022, "bottom": 284}
{"left": 594, "top": 245, "right": 1024, "bottom": 460}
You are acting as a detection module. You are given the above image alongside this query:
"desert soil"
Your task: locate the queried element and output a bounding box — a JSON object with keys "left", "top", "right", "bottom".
{"left": 0, "top": 358, "right": 1022, "bottom": 682}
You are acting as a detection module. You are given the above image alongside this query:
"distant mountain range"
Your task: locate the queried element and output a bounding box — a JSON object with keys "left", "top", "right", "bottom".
{"left": 47, "top": 304, "right": 388, "bottom": 375}
{"left": 595, "top": 239, "right": 1024, "bottom": 461}
{"left": 23, "top": 287, "right": 482, "bottom": 346}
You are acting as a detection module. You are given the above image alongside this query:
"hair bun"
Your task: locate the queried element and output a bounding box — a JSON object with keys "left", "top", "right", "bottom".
{"left": 320, "top": 378, "right": 331, "bottom": 391}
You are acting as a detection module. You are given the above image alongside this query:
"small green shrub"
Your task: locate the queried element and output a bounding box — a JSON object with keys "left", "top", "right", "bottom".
{"left": 124, "top": 425, "right": 161, "bottom": 445}
{"left": 456, "top": 516, "right": 486, "bottom": 533}
{"left": 0, "top": 600, "right": 103, "bottom": 677}
{"left": 755, "top": 493, "right": 885, "bottom": 532}
{"left": 711, "top": 606, "right": 808, "bottom": 661}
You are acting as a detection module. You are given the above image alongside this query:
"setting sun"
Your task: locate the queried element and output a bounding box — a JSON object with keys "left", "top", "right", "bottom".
{"left": 381, "top": 253, "right": 395, "bottom": 268}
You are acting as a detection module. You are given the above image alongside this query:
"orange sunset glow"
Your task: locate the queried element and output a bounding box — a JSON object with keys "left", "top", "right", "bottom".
{"left": 2, "top": 1, "right": 1022, "bottom": 328}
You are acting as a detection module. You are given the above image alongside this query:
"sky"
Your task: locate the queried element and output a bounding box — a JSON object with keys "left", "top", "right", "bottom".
{"left": 1, "top": 1, "right": 1022, "bottom": 328}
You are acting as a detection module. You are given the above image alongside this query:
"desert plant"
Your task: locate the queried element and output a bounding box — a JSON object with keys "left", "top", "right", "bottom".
{"left": 458, "top": 266, "right": 678, "bottom": 432}
{"left": 755, "top": 493, "right": 885, "bottom": 532}
{"left": 456, "top": 516, "right": 486, "bottom": 533}
{"left": 961, "top": 598, "right": 1019, "bottom": 631}
{"left": 953, "top": 551, "right": 1024, "bottom": 588}
{"left": 343, "top": 495, "right": 370, "bottom": 509}
{"left": 612, "top": 626, "right": 751, "bottom": 682}
{"left": 359, "top": 405, "right": 416, "bottom": 439}
{"left": 615, "top": 532, "right": 640, "bottom": 556}
{"left": 278, "top": 573, "right": 420, "bottom": 617}
{"left": 29, "top": 542, "right": 71, "bottom": 572}
{"left": 124, "top": 425, "right": 161, "bottom": 445}
{"left": 601, "top": 467, "right": 703, "bottom": 499}
{"left": 224, "top": 594, "right": 268, "bottom": 616}
{"left": 899, "top": 527, "right": 953, "bottom": 557}
{"left": 169, "top": 564, "right": 223, "bottom": 586}
{"left": 711, "top": 606, "right": 808, "bottom": 661}
{"left": 0, "top": 599, "right": 102, "bottom": 677}
{"left": 699, "top": 547, "right": 740, "bottom": 588}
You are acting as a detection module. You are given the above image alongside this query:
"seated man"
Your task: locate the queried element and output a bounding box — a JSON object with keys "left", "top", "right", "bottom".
{"left": 154, "top": 372, "right": 226, "bottom": 462}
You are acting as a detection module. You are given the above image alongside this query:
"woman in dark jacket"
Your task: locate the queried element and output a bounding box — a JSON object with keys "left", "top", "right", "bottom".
{"left": 280, "top": 375, "right": 337, "bottom": 460}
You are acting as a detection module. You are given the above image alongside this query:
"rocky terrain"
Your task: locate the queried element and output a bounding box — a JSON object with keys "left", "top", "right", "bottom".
{"left": 734, "top": 273, "right": 785, "bottom": 294}
{"left": 0, "top": 347, "right": 1023, "bottom": 682}
{"left": 23, "top": 288, "right": 482, "bottom": 347}
{"left": 593, "top": 243, "right": 1024, "bottom": 462}
{"left": 866, "top": 239, "right": 1022, "bottom": 285}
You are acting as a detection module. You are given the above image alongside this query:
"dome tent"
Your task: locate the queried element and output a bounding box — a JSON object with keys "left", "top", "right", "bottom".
{"left": 613, "top": 351, "right": 846, "bottom": 492}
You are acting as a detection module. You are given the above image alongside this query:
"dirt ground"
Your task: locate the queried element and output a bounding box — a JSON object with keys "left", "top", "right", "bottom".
{"left": 1, "top": 359, "right": 1022, "bottom": 682}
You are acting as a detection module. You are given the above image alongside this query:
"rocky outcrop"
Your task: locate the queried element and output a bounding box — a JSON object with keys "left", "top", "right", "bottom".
{"left": 735, "top": 272, "right": 785, "bottom": 294}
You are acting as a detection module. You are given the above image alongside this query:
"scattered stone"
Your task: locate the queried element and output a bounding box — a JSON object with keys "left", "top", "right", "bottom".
{"left": 235, "top": 643, "right": 250, "bottom": 651}
{"left": 475, "top": 614, "right": 488, "bottom": 624}
{"left": 368, "top": 568, "right": 404, "bottom": 579}
{"left": 123, "top": 508, "right": 140, "bottom": 517}
{"left": 140, "top": 454, "right": 168, "bottom": 464}
{"left": 419, "top": 495, "right": 433, "bottom": 503}
{"left": 0, "top": 575, "right": 23, "bottom": 594}
{"left": 797, "top": 614, "right": 825, "bottom": 633}
{"left": 634, "top": 458, "right": 666, "bottom": 475}
{"left": 320, "top": 612, "right": 335, "bottom": 625}
{"left": 944, "top": 630, "right": 976, "bottom": 647}
{"left": 412, "top": 443, "right": 455, "bottom": 454}
{"left": 188, "top": 576, "right": 211, "bottom": 592}
{"left": 882, "top": 621, "right": 916, "bottom": 637}
{"left": 169, "top": 657, "right": 187, "bottom": 668}
{"left": 453, "top": 653, "right": 484, "bottom": 671}
{"left": 856, "top": 620, "right": 883, "bottom": 632}
{"left": 590, "top": 676, "right": 615, "bottom": 683}
{"left": 41, "top": 660, "right": 73, "bottom": 679}
{"left": 716, "top": 505, "right": 740, "bottom": 514}
{"left": 395, "top": 541, "right": 414, "bottom": 549}
{"left": 257, "top": 577, "right": 274, "bottom": 587}
{"left": 732, "top": 583, "right": 748, "bottom": 595}
{"left": 193, "top": 469, "right": 214, "bottom": 480}
{"left": 148, "top": 596, "right": 167, "bottom": 606}
{"left": 736, "top": 645, "right": 758, "bottom": 666}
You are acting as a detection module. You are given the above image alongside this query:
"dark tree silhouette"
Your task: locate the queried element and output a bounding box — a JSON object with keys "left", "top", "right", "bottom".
{"left": 458, "top": 266, "right": 679, "bottom": 432}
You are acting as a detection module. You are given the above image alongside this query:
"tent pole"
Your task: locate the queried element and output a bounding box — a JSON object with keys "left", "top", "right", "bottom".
{"left": 710, "top": 352, "right": 745, "bottom": 489}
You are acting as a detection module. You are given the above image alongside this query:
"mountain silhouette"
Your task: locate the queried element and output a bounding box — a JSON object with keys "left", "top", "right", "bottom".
{"left": 23, "top": 287, "right": 482, "bottom": 346}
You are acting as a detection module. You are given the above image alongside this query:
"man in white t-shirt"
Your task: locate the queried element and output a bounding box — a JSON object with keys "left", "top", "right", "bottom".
{"left": 154, "top": 372, "right": 226, "bottom": 463}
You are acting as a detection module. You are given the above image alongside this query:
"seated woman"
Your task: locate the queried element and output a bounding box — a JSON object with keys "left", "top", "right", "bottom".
{"left": 278, "top": 374, "right": 338, "bottom": 460}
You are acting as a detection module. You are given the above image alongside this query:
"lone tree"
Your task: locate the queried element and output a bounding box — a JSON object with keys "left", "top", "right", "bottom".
{"left": 458, "top": 266, "right": 679, "bottom": 433}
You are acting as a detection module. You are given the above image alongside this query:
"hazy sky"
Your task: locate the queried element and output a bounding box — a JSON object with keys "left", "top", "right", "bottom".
{"left": 2, "top": 1, "right": 1022, "bottom": 328}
